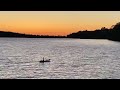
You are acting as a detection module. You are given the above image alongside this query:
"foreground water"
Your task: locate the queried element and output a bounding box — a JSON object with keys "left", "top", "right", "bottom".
{"left": 0, "top": 38, "right": 120, "bottom": 79}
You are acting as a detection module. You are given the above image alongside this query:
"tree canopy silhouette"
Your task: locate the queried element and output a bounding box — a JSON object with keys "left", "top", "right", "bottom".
{"left": 108, "top": 22, "right": 120, "bottom": 41}
{"left": 0, "top": 31, "right": 66, "bottom": 38}
{"left": 67, "top": 22, "right": 120, "bottom": 41}
{"left": 1, "top": 22, "right": 120, "bottom": 41}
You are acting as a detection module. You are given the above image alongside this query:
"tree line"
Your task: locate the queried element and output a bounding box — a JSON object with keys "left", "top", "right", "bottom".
{"left": 0, "top": 31, "right": 66, "bottom": 38}
{"left": 1, "top": 22, "right": 120, "bottom": 41}
{"left": 67, "top": 22, "right": 120, "bottom": 41}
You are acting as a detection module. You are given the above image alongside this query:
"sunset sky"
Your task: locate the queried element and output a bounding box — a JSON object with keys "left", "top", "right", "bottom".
{"left": 0, "top": 11, "right": 120, "bottom": 36}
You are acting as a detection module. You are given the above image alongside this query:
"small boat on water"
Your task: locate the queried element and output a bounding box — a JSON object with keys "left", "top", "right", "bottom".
{"left": 39, "top": 57, "right": 51, "bottom": 63}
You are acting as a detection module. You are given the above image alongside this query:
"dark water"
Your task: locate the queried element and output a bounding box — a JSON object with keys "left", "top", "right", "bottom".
{"left": 0, "top": 38, "right": 120, "bottom": 79}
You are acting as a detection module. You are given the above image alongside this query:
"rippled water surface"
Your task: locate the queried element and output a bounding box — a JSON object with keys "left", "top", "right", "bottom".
{"left": 0, "top": 38, "right": 120, "bottom": 79}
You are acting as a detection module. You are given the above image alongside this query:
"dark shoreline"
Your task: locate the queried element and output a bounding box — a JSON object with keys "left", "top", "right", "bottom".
{"left": 0, "top": 31, "right": 67, "bottom": 38}
{"left": 67, "top": 22, "right": 120, "bottom": 42}
{"left": 0, "top": 35, "right": 120, "bottom": 43}
{"left": 1, "top": 22, "right": 120, "bottom": 42}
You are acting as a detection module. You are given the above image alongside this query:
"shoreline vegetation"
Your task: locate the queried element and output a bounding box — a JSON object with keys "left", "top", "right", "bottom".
{"left": 0, "top": 22, "right": 120, "bottom": 41}
{"left": 0, "top": 31, "right": 66, "bottom": 38}
{"left": 67, "top": 22, "right": 120, "bottom": 41}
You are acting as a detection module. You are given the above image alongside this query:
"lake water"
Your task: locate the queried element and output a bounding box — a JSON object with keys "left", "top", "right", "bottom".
{"left": 0, "top": 38, "right": 120, "bottom": 79}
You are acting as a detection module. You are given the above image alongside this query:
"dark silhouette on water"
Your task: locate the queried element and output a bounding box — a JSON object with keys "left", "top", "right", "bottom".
{"left": 39, "top": 57, "right": 51, "bottom": 63}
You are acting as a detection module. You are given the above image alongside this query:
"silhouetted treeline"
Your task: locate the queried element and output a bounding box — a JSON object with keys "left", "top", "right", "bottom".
{"left": 67, "top": 22, "right": 120, "bottom": 41}
{"left": 1, "top": 22, "right": 120, "bottom": 41}
{"left": 108, "top": 22, "right": 120, "bottom": 41}
{"left": 0, "top": 31, "right": 66, "bottom": 38}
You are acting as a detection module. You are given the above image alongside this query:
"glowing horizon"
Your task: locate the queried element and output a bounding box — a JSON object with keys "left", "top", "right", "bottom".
{"left": 0, "top": 11, "right": 120, "bottom": 36}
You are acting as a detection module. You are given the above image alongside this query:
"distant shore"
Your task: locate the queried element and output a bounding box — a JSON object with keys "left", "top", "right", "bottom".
{"left": 67, "top": 22, "right": 120, "bottom": 42}
{"left": 0, "top": 31, "right": 67, "bottom": 38}
{"left": 1, "top": 22, "right": 120, "bottom": 41}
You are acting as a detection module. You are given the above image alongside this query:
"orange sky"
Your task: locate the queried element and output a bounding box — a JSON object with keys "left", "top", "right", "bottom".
{"left": 0, "top": 11, "right": 120, "bottom": 36}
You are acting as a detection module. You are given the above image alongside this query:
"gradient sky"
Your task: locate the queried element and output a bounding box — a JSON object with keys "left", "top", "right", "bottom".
{"left": 0, "top": 11, "right": 120, "bottom": 36}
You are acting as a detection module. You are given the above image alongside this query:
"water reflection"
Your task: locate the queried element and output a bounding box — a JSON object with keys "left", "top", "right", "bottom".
{"left": 0, "top": 38, "right": 120, "bottom": 79}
